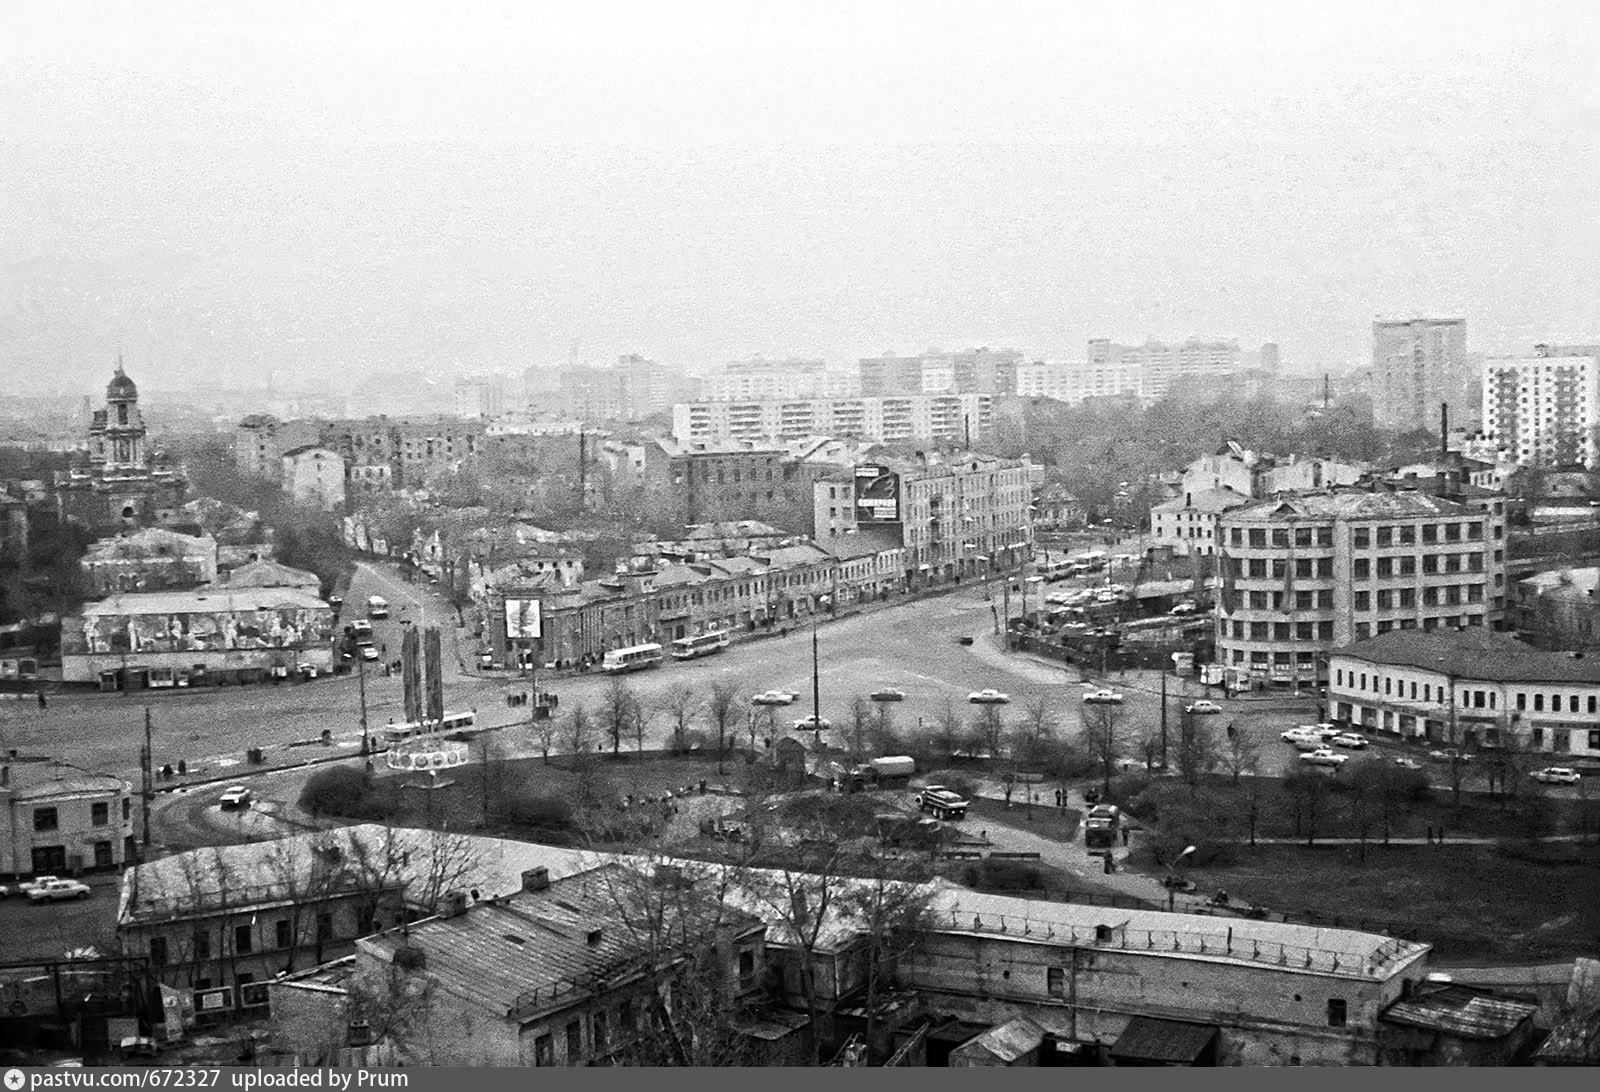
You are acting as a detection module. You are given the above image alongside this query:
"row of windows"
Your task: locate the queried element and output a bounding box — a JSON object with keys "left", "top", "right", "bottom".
{"left": 1334, "top": 668, "right": 1599, "bottom": 716}
{"left": 33, "top": 798, "right": 129, "bottom": 832}
{"left": 1229, "top": 520, "right": 1489, "bottom": 549}
{"left": 149, "top": 910, "right": 357, "bottom": 966}
{"left": 1224, "top": 613, "right": 1487, "bottom": 648}
{"left": 1226, "top": 551, "right": 1497, "bottom": 580}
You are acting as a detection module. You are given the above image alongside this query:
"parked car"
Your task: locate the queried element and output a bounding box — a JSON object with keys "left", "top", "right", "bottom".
{"left": 1281, "top": 727, "right": 1320, "bottom": 744}
{"left": 1307, "top": 722, "right": 1343, "bottom": 740}
{"left": 1082, "top": 688, "right": 1124, "bottom": 705}
{"left": 968, "top": 689, "right": 1011, "bottom": 705}
{"left": 956, "top": 635, "right": 975, "bottom": 646}
{"left": 1185, "top": 700, "right": 1223, "bottom": 715}
{"left": 1169, "top": 600, "right": 1199, "bottom": 615}
{"left": 1300, "top": 748, "right": 1349, "bottom": 768}
{"left": 360, "top": 645, "right": 380, "bottom": 661}
{"left": 752, "top": 689, "right": 799, "bottom": 706}
{"left": 297, "top": 663, "right": 319, "bottom": 679}
{"left": 28, "top": 878, "right": 91, "bottom": 902}
{"left": 327, "top": 596, "right": 344, "bottom": 609}
{"left": 1392, "top": 756, "right": 1423, "bottom": 770}
{"left": 870, "top": 688, "right": 906, "bottom": 702}
{"left": 1531, "top": 766, "right": 1581, "bottom": 785}
{"left": 793, "top": 715, "right": 831, "bottom": 731}
{"left": 1333, "top": 733, "right": 1369, "bottom": 749}
{"left": 218, "top": 785, "right": 252, "bottom": 810}
{"left": 0, "top": 881, "right": 26, "bottom": 898}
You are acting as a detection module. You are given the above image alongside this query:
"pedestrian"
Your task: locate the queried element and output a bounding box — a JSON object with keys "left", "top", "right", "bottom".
{"left": 1054, "top": 787, "right": 1063, "bottom": 807}
{"left": 36, "top": 692, "right": 46, "bottom": 710}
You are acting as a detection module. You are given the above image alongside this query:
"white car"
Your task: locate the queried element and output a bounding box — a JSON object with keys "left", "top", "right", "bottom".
{"left": 1281, "top": 727, "right": 1320, "bottom": 743}
{"left": 1301, "top": 748, "right": 1349, "bottom": 768}
{"left": 1531, "top": 767, "right": 1581, "bottom": 785}
{"left": 968, "top": 689, "right": 1011, "bottom": 705}
{"left": 219, "top": 785, "right": 252, "bottom": 810}
{"left": 752, "top": 689, "right": 799, "bottom": 706}
{"left": 360, "top": 645, "right": 380, "bottom": 661}
{"left": 1082, "top": 688, "right": 1124, "bottom": 705}
{"left": 1185, "top": 700, "right": 1223, "bottom": 715}
{"left": 1288, "top": 735, "right": 1325, "bottom": 752}
{"left": 1169, "top": 601, "right": 1199, "bottom": 615}
{"left": 793, "top": 715, "right": 831, "bottom": 731}
{"left": 1392, "top": 756, "right": 1423, "bottom": 770}
{"left": 28, "top": 878, "right": 91, "bottom": 902}
{"left": 1333, "top": 733, "right": 1368, "bottom": 750}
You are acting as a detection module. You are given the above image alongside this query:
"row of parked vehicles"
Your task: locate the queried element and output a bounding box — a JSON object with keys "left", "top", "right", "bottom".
{"left": 1281, "top": 723, "right": 1585, "bottom": 783}
{"left": 0, "top": 875, "right": 92, "bottom": 902}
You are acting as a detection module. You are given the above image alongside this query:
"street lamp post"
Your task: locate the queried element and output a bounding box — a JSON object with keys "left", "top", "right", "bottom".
{"left": 1167, "top": 844, "right": 1197, "bottom": 912}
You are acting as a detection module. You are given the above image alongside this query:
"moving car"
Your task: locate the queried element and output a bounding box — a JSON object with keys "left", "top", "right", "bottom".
{"left": 870, "top": 688, "right": 906, "bottom": 702}
{"left": 360, "top": 645, "right": 380, "bottom": 661}
{"left": 28, "top": 878, "right": 91, "bottom": 902}
{"left": 1333, "top": 733, "right": 1369, "bottom": 749}
{"left": 752, "top": 689, "right": 799, "bottom": 706}
{"left": 219, "top": 785, "right": 252, "bottom": 810}
{"left": 1082, "top": 688, "right": 1124, "bottom": 705}
{"left": 1300, "top": 748, "right": 1349, "bottom": 768}
{"left": 1531, "top": 766, "right": 1581, "bottom": 785}
{"left": 793, "top": 715, "right": 831, "bottom": 731}
{"left": 1392, "top": 756, "right": 1423, "bottom": 770}
{"left": 1428, "top": 748, "right": 1473, "bottom": 764}
{"left": 914, "top": 785, "right": 969, "bottom": 820}
{"left": 968, "top": 689, "right": 1011, "bottom": 705}
{"left": 1185, "top": 700, "right": 1223, "bottom": 715}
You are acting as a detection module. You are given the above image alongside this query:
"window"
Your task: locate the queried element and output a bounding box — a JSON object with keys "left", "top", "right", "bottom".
{"left": 534, "top": 1034, "right": 553, "bottom": 1067}
{"left": 1272, "top": 529, "right": 1289, "bottom": 547}
{"left": 1422, "top": 524, "right": 1438, "bottom": 545}
{"left": 1535, "top": 694, "right": 1545, "bottom": 712}
{"left": 1355, "top": 623, "right": 1370, "bottom": 640}
{"left": 33, "top": 807, "right": 58, "bottom": 832}
{"left": 1296, "top": 558, "right": 1312, "bottom": 578}
{"left": 149, "top": 937, "right": 168, "bottom": 966}
{"left": 738, "top": 948, "right": 756, "bottom": 984}
{"left": 1589, "top": 729, "right": 1600, "bottom": 749}
{"left": 234, "top": 924, "right": 254, "bottom": 954}
{"left": 1327, "top": 999, "right": 1348, "bottom": 1028}
{"left": 1354, "top": 591, "right": 1370, "bottom": 611}
{"left": 1317, "top": 527, "right": 1334, "bottom": 547}
{"left": 566, "top": 1021, "right": 582, "bottom": 1062}
{"left": 276, "top": 920, "right": 293, "bottom": 948}
{"left": 1422, "top": 554, "right": 1438, "bottom": 574}
{"left": 1295, "top": 527, "right": 1313, "bottom": 547}
{"left": 1271, "top": 560, "right": 1287, "bottom": 579}
{"left": 1399, "top": 525, "right": 1416, "bottom": 545}
{"left": 1274, "top": 622, "right": 1290, "bottom": 641}
{"left": 94, "top": 840, "right": 113, "bottom": 867}
{"left": 1047, "top": 967, "right": 1066, "bottom": 998}
{"left": 1517, "top": 692, "right": 1527, "bottom": 711}
{"left": 1400, "top": 556, "right": 1416, "bottom": 576}
{"left": 620, "top": 1000, "right": 636, "bottom": 1035}
{"left": 592, "top": 1011, "right": 608, "bottom": 1055}
{"left": 1353, "top": 559, "right": 1370, "bottom": 578}
{"left": 1377, "top": 590, "right": 1392, "bottom": 610}
{"left": 91, "top": 802, "right": 109, "bottom": 826}
{"left": 1399, "top": 588, "right": 1415, "bottom": 608}
{"left": 1249, "top": 591, "right": 1268, "bottom": 610}
{"left": 123, "top": 798, "right": 131, "bottom": 820}
{"left": 1445, "top": 523, "right": 1461, "bottom": 543}
{"left": 1353, "top": 528, "right": 1370, "bottom": 548}
{"left": 1249, "top": 559, "right": 1267, "bottom": 578}
{"left": 1248, "top": 529, "right": 1266, "bottom": 548}
{"left": 1555, "top": 729, "right": 1571, "bottom": 752}
{"left": 1377, "top": 527, "right": 1393, "bottom": 547}
{"left": 194, "top": 930, "right": 211, "bottom": 961}
{"left": 1317, "top": 557, "right": 1333, "bottom": 577}
{"left": 1377, "top": 557, "right": 1393, "bottom": 577}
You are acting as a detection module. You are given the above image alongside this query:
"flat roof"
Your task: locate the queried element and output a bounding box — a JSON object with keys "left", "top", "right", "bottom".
{"left": 84, "top": 587, "right": 327, "bottom": 615}
{"left": 1332, "top": 629, "right": 1600, "bottom": 684}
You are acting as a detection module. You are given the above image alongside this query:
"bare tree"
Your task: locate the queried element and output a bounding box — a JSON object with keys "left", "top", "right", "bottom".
{"left": 563, "top": 702, "right": 595, "bottom": 757}
{"left": 534, "top": 713, "right": 558, "bottom": 765}
{"left": 1282, "top": 766, "right": 1332, "bottom": 845}
{"left": 836, "top": 864, "right": 937, "bottom": 1064}
{"left": 843, "top": 696, "right": 874, "bottom": 763}
{"left": 600, "top": 677, "right": 641, "bottom": 758}
{"left": 1082, "top": 703, "right": 1121, "bottom": 793}
{"left": 1136, "top": 730, "right": 1163, "bottom": 773}
{"left": 630, "top": 691, "right": 654, "bottom": 754}
{"left": 706, "top": 681, "right": 744, "bottom": 776}
{"left": 1221, "top": 725, "right": 1261, "bottom": 785}
{"left": 657, "top": 683, "right": 702, "bottom": 755}
{"left": 975, "top": 705, "right": 1007, "bottom": 761}
{"left": 1018, "top": 696, "right": 1057, "bottom": 742}
{"left": 1174, "top": 712, "right": 1221, "bottom": 789}
{"left": 930, "top": 698, "right": 965, "bottom": 762}
{"left": 868, "top": 702, "right": 900, "bottom": 756}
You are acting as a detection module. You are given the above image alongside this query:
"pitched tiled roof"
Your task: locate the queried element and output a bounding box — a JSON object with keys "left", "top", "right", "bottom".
{"left": 1228, "top": 488, "right": 1472, "bottom": 522}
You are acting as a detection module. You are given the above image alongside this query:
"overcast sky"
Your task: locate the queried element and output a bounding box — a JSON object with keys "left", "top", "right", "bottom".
{"left": 4, "top": 0, "right": 1599, "bottom": 394}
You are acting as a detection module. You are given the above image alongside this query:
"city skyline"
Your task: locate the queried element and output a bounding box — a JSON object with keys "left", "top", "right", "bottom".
{"left": 5, "top": 1, "right": 1599, "bottom": 393}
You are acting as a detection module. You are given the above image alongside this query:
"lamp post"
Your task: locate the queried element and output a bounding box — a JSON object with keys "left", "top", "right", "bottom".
{"left": 1167, "top": 844, "right": 1197, "bottom": 912}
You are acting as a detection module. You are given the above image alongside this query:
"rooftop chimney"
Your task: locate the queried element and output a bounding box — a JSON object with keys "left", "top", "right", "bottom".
{"left": 521, "top": 867, "right": 550, "bottom": 892}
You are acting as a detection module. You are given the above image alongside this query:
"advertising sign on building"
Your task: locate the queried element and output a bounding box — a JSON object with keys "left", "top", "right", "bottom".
{"left": 503, "top": 598, "right": 543, "bottom": 639}
{"left": 854, "top": 465, "right": 901, "bottom": 524}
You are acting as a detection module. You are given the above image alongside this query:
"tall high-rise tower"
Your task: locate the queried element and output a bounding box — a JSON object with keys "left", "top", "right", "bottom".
{"left": 1371, "top": 318, "right": 1467, "bottom": 432}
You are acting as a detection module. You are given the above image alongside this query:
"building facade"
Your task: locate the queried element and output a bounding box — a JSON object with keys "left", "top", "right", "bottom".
{"left": 1087, "top": 338, "right": 1243, "bottom": 401}
{"left": 1481, "top": 353, "right": 1600, "bottom": 469}
{"left": 1328, "top": 628, "right": 1600, "bottom": 759}
{"left": 234, "top": 416, "right": 324, "bottom": 481}
{"left": 452, "top": 374, "right": 509, "bottom": 419}
{"left": 79, "top": 528, "right": 219, "bottom": 595}
{"left": 1215, "top": 487, "right": 1505, "bottom": 686}
{"left": 1371, "top": 318, "right": 1467, "bottom": 433}
{"left": 281, "top": 446, "right": 347, "bottom": 511}
{"left": 1, "top": 762, "right": 135, "bottom": 878}
{"left": 671, "top": 395, "right": 994, "bottom": 448}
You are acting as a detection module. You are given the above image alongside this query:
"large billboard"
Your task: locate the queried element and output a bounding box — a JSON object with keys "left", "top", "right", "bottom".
{"left": 854, "top": 465, "right": 902, "bottom": 524}
{"left": 71, "top": 605, "right": 335, "bottom": 656}
{"left": 503, "top": 598, "right": 543, "bottom": 639}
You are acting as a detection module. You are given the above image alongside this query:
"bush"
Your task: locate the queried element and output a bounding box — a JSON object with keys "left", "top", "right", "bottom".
{"left": 503, "top": 793, "right": 575, "bottom": 832}
{"left": 959, "top": 859, "right": 1048, "bottom": 892}
{"left": 298, "top": 766, "right": 400, "bottom": 821}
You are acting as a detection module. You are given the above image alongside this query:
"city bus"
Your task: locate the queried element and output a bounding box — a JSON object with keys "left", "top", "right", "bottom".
{"left": 670, "top": 629, "right": 730, "bottom": 661}
{"left": 600, "top": 643, "right": 664, "bottom": 674}
{"left": 376, "top": 710, "right": 477, "bottom": 751}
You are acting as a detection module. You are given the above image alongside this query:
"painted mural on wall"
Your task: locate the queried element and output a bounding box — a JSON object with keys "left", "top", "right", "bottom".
{"left": 68, "top": 606, "right": 336, "bottom": 656}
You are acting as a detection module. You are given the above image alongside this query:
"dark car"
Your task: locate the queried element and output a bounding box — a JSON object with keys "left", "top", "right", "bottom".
{"left": 957, "top": 635, "right": 975, "bottom": 646}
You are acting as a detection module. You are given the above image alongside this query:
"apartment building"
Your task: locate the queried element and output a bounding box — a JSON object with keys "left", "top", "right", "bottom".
{"left": 671, "top": 395, "right": 993, "bottom": 448}
{"left": 1328, "top": 628, "right": 1600, "bottom": 759}
{"left": 281, "top": 446, "right": 347, "bottom": 511}
{"left": 452, "top": 374, "right": 509, "bottom": 419}
{"left": 234, "top": 415, "right": 323, "bottom": 481}
{"left": 1087, "top": 338, "right": 1243, "bottom": 400}
{"left": 1481, "top": 352, "right": 1600, "bottom": 469}
{"left": 1371, "top": 318, "right": 1468, "bottom": 432}
{"left": 699, "top": 358, "right": 857, "bottom": 401}
{"left": 1215, "top": 487, "right": 1506, "bottom": 686}
{"left": 2, "top": 761, "right": 135, "bottom": 877}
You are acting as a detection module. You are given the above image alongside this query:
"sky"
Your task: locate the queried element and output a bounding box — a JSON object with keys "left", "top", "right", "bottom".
{"left": 3, "top": 0, "right": 1599, "bottom": 394}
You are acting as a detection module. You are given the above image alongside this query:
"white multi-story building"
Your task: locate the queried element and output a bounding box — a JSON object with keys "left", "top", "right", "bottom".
{"left": 452, "top": 374, "right": 508, "bottom": 419}
{"left": 1481, "top": 352, "right": 1600, "bottom": 469}
{"left": 281, "top": 446, "right": 347, "bottom": 511}
{"left": 672, "top": 395, "right": 993, "bottom": 447}
{"left": 1087, "top": 338, "right": 1243, "bottom": 400}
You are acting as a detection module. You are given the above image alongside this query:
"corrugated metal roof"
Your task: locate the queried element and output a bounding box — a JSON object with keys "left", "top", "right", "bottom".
{"left": 1381, "top": 986, "right": 1538, "bottom": 1039}
{"left": 1110, "top": 1016, "right": 1219, "bottom": 1062}
{"left": 957, "top": 1016, "right": 1046, "bottom": 1063}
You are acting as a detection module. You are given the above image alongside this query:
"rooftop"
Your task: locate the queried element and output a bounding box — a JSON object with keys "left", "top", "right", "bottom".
{"left": 1520, "top": 567, "right": 1600, "bottom": 596}
{"left": 1153, "top": 487, "right": 1252, "bottom": 514}
{"left": 1225, "top": 488, "right": 1473, "bottom": 523}
{"left": 1380, "top": 984, "right": 1538, "bottom": 1039}
{"left": 82, "top": 527, "right": 216, "bottom": 561}
{"left": 1332, "top": 629, "right": 1600, "bottom": 684}
{"left": 82, "top": 587, "right": 328, "bottom": 616}
{"left": 0, "top": 761, "right": 129, "bottom": 802}
{"left": 224, "top": 558, "right": 320, "bottom": 589}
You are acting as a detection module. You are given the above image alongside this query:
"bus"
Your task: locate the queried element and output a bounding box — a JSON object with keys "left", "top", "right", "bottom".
{"left": 376, "top": 710, "right": 477, "bottom": 751}
{"left": 601, "top": 643, "right": 664, "bottom": 674}
{"left": 670, "top": 630, "right": 730, "bottom": 661}
{"left": 367, "top": 595, "right": 390, "bottom": 619}
{"left": 1038, "top": 557, "right": 1076, "bottom": 583}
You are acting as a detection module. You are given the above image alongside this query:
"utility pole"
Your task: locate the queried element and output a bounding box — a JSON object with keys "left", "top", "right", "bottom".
{"left": 141, "top": 707, "right": 153, "bottom": 848}
{"left": 357, "top": 650, "right": 370, "bottom": 757}
{"left": 1160, "top": 670, "right": 1169, "bottom": 769}
{"left": 811, "top": 619, "right": 822, "bottom": 735}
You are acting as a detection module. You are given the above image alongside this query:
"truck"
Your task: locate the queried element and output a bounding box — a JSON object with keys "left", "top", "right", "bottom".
{"left": 367, "top": 596, "right": 390, "bottom": 619}
{"left": 1084, "top": 804, "right": 1122, "bottom": 850}
{"left": 870, "top": 756, "right": 916, "bottom": 782}
{"left": 914, "top": 785, "right": 969, "bottom": 821}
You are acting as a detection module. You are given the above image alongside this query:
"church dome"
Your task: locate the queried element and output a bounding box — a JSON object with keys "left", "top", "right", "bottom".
{"left": 107, "top": 365, "right": 138, "bottom": 401}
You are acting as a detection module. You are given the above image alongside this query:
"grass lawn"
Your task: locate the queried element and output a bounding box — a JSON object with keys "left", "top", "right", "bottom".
{"left": 965, "top": 795, "right": 1083, "bottom": 842}
{"left": 1171, "top": 842, "right": 1600, "bottom": 963}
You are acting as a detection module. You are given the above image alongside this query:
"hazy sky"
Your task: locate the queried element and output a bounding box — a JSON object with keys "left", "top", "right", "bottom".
{"left": 4, "top": 0, "right": 1599, "bottom": 394}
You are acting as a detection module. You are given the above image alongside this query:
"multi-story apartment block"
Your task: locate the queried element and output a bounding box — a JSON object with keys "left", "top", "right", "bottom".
{"left": 281, "top": 446, "right": 347, "bottom": 511}
{"left": 1481, "top": 352, "right": 1600, "bottom": 468}
{"left": 1087, "top": 338, "right": 1243, "bottom": 400}
{"left": 666, "top": 444, "right": 799, "bottom": 527}
{"left": 234, "top": 415, "right": 323, "bottom": 481}
{"left": 858, "top": 348, "right": 1022, "bottom": 398}
{"left": 698, "top": 358, "right": 857, "bottom": 401}
{"left": 1371, "top": 317, "right": 1467, "bottom": 432}
{"left": 671, "top": 395, "right": 993, "bottom": 447}
{"left": 452, "top": 374, "right": 508, "bottom": 419}
{"left": 2, "top": 761, "right": 136, "bottom": 877}
{"left": 1329, "top": 628, "right": 1600, "bottom": 759}
{"left": 1215, "top": 486, "right": 1506, "bottom": 687}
